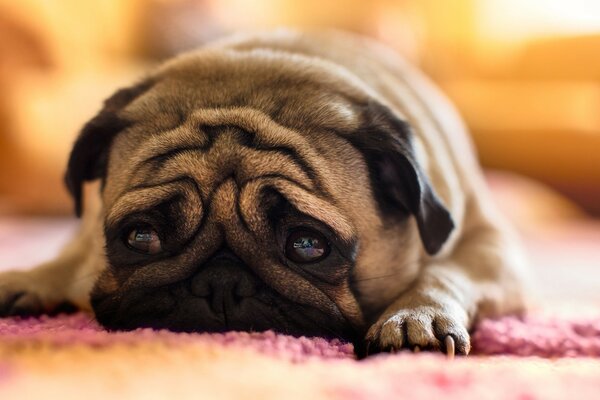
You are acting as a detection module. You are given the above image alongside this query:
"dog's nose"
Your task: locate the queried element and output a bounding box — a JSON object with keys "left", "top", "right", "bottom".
{"left": 190, "top": 262, "right": 257, "bottom": 315}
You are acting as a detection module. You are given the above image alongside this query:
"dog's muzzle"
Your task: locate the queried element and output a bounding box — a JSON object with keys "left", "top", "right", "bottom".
{"left": 190, "top": 249, "right": 260, "bottom": 320}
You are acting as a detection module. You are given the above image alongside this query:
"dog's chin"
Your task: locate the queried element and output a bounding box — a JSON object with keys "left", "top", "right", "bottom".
{"left": 91, "top": 282, "right": 355, "bottom": 340}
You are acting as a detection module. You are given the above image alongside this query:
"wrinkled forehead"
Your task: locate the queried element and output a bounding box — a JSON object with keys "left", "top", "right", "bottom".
{"left": 98, "top": 50, "right": 387, "bottom": 245}
{"left": 106, "top": 106, "right": 357, "bottom": 239}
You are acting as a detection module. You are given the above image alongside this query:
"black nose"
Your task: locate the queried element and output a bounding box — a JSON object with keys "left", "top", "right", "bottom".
{"left": 190, "top": 260, "right": 258, "bottom": 315}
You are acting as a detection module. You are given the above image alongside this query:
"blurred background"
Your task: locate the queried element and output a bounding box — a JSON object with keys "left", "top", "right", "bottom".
{"left": 0, "top": 0, "right": 599, "bottom": 306}
{"left": 1, "top": 0, "right": 599, "bottom": 217}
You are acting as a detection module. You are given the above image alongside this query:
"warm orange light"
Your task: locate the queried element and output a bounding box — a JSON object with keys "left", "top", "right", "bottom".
{"left": 476, "top": 0, "right": 600, "bottom": 43}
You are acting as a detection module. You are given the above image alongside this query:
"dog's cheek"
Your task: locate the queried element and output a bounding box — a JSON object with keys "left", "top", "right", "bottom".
{"left": 332, "top": 283, "right": 365, "bottom": 328}
{"left": 90, "top": 268, "right": 120, "bottom": 302}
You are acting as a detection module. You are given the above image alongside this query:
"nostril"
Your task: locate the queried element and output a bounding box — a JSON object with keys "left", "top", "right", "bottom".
{"left": 210, "top": 287, "right": 226, "bottom": 315}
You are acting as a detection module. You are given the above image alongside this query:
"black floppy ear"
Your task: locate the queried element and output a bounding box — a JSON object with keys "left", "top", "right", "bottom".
{"left": 346, "top": 101, "right": 454, "bottom": 255}
{"left": 64, "top": 80, "right": 154, "bottom": 217}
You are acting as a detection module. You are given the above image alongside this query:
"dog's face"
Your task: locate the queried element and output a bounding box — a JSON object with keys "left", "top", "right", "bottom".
{"left": 66, "top": 50, "right": 453, "bottom": 341}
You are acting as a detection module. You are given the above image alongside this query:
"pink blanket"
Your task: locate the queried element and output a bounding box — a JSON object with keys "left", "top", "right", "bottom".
{"left": 1, "top": 313, "right": 600, "bottom": 399}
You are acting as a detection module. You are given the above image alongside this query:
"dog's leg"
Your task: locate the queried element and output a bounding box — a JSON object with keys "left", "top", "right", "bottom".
{"left": 364, "top": 204, "right": 528, "bottom": 356}
{"left": 0, "top": 184, "right": 104, "bottom": 316}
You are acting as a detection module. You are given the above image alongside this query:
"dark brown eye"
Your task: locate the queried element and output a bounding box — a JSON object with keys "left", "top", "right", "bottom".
{"left": 285, "top": 229, "right": 329, "bottom": 263}
{"left": 126, "top": 226, "right": 162, "bottom": 255}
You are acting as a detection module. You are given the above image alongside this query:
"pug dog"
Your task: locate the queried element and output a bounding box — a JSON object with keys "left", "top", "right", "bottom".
{"left": 0, "top": 30, "right": 527, "bottom": 356}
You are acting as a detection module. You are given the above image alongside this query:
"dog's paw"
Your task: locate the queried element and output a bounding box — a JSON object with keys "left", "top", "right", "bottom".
{"left": 363, "top": 299, "right": 470, "bottom": 357}
{"left": 0, "top": 271, "right": 56, "bottom": 317}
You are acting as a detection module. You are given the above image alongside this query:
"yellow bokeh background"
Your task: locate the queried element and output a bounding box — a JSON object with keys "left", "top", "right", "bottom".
{"left": 1, "top": 0, "right": 599, "bottom": 216}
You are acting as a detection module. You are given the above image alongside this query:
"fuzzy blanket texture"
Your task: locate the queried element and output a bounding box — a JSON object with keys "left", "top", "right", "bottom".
{"left": 1, "top": 216, "right": 599, "bottom": 399}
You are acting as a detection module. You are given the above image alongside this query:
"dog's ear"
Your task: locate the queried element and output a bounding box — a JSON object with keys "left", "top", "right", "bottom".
{"left": 346, "top": 101, "right": 454, "bottom": 255}
{"left": 64, "top": 80, "right": 154, "bottom": 217}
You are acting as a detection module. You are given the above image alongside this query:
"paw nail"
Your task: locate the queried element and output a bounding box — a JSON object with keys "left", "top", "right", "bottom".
{"left": 444, "top": 336, "right": 455, "bottom": 360}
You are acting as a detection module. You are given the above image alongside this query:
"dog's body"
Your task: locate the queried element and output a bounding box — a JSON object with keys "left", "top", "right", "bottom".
{"left": 0, "top": 30, "right": 527, "bottom": 355}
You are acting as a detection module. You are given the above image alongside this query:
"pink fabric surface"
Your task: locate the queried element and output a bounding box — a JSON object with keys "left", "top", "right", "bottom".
{"left": 0, "top": 313, "right": 354, "bottom": 362}
{"left": 1, "top": 313, "right": 600, "bottom": 399}
{"left": 1, "top": 312, "right": 600, "bottom": 358}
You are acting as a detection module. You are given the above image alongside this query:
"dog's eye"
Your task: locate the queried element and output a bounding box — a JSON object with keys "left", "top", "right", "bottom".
{"left": 126, "top": 226, "right": 162, "bottom": 255}
{"left": 285, "top": 229, "right": 329, "bottom": 263}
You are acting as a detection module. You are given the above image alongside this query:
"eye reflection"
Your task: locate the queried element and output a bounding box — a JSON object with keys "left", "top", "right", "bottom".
{"left": 126, "top": 226, "right": 162, "bottom": 255}
{"left": 285, "top": 229, "right": 329, "bottom": 263}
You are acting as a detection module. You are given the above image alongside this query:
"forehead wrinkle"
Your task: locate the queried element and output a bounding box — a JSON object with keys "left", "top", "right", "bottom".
{"left": 119, "top": 123, "right": 209, "bottom": 189}
{"left": 239, "top": 177, "right": 356, "bottom": 243}
{"left": 189, "top": 107, "right": 333, "bottom": 194}
{"left": 274, "top": 184, "right": 356, "bottom": 243}
{"left": 120, "top": 107, "right": 327, "bottom": 199}
{"left": 236, "top": 146, "right": 313, "bottom": 187}
{"left": 106, "top": 185, "right": 175, "bottom": 227}
{"left": 133, "top": 126, "right": 209, "bottom": 170}
{"left": 106, "top": 178, "right": 203, "bottom": 234}
{"left": 129, "top": 129, "right": 316, "bottom": 202}
{"left": 199, "top": 125, "right": 318, "bottom": 192}
{"left": 122, "top": 131, "right": 231, "bottom": 202}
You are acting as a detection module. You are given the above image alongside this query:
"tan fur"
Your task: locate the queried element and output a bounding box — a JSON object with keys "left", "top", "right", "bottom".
{"left": 0, "top": 29, "right": 526, "bottom": 354}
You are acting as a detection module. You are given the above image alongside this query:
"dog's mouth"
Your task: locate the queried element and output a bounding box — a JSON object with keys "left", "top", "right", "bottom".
{"left": 91, "top": 254, "right": 355, "bottom": 340}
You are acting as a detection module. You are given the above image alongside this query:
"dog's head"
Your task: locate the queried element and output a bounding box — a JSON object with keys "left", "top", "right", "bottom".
{"left": 66, "top": 49, "right": 453, "bottom": 340}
